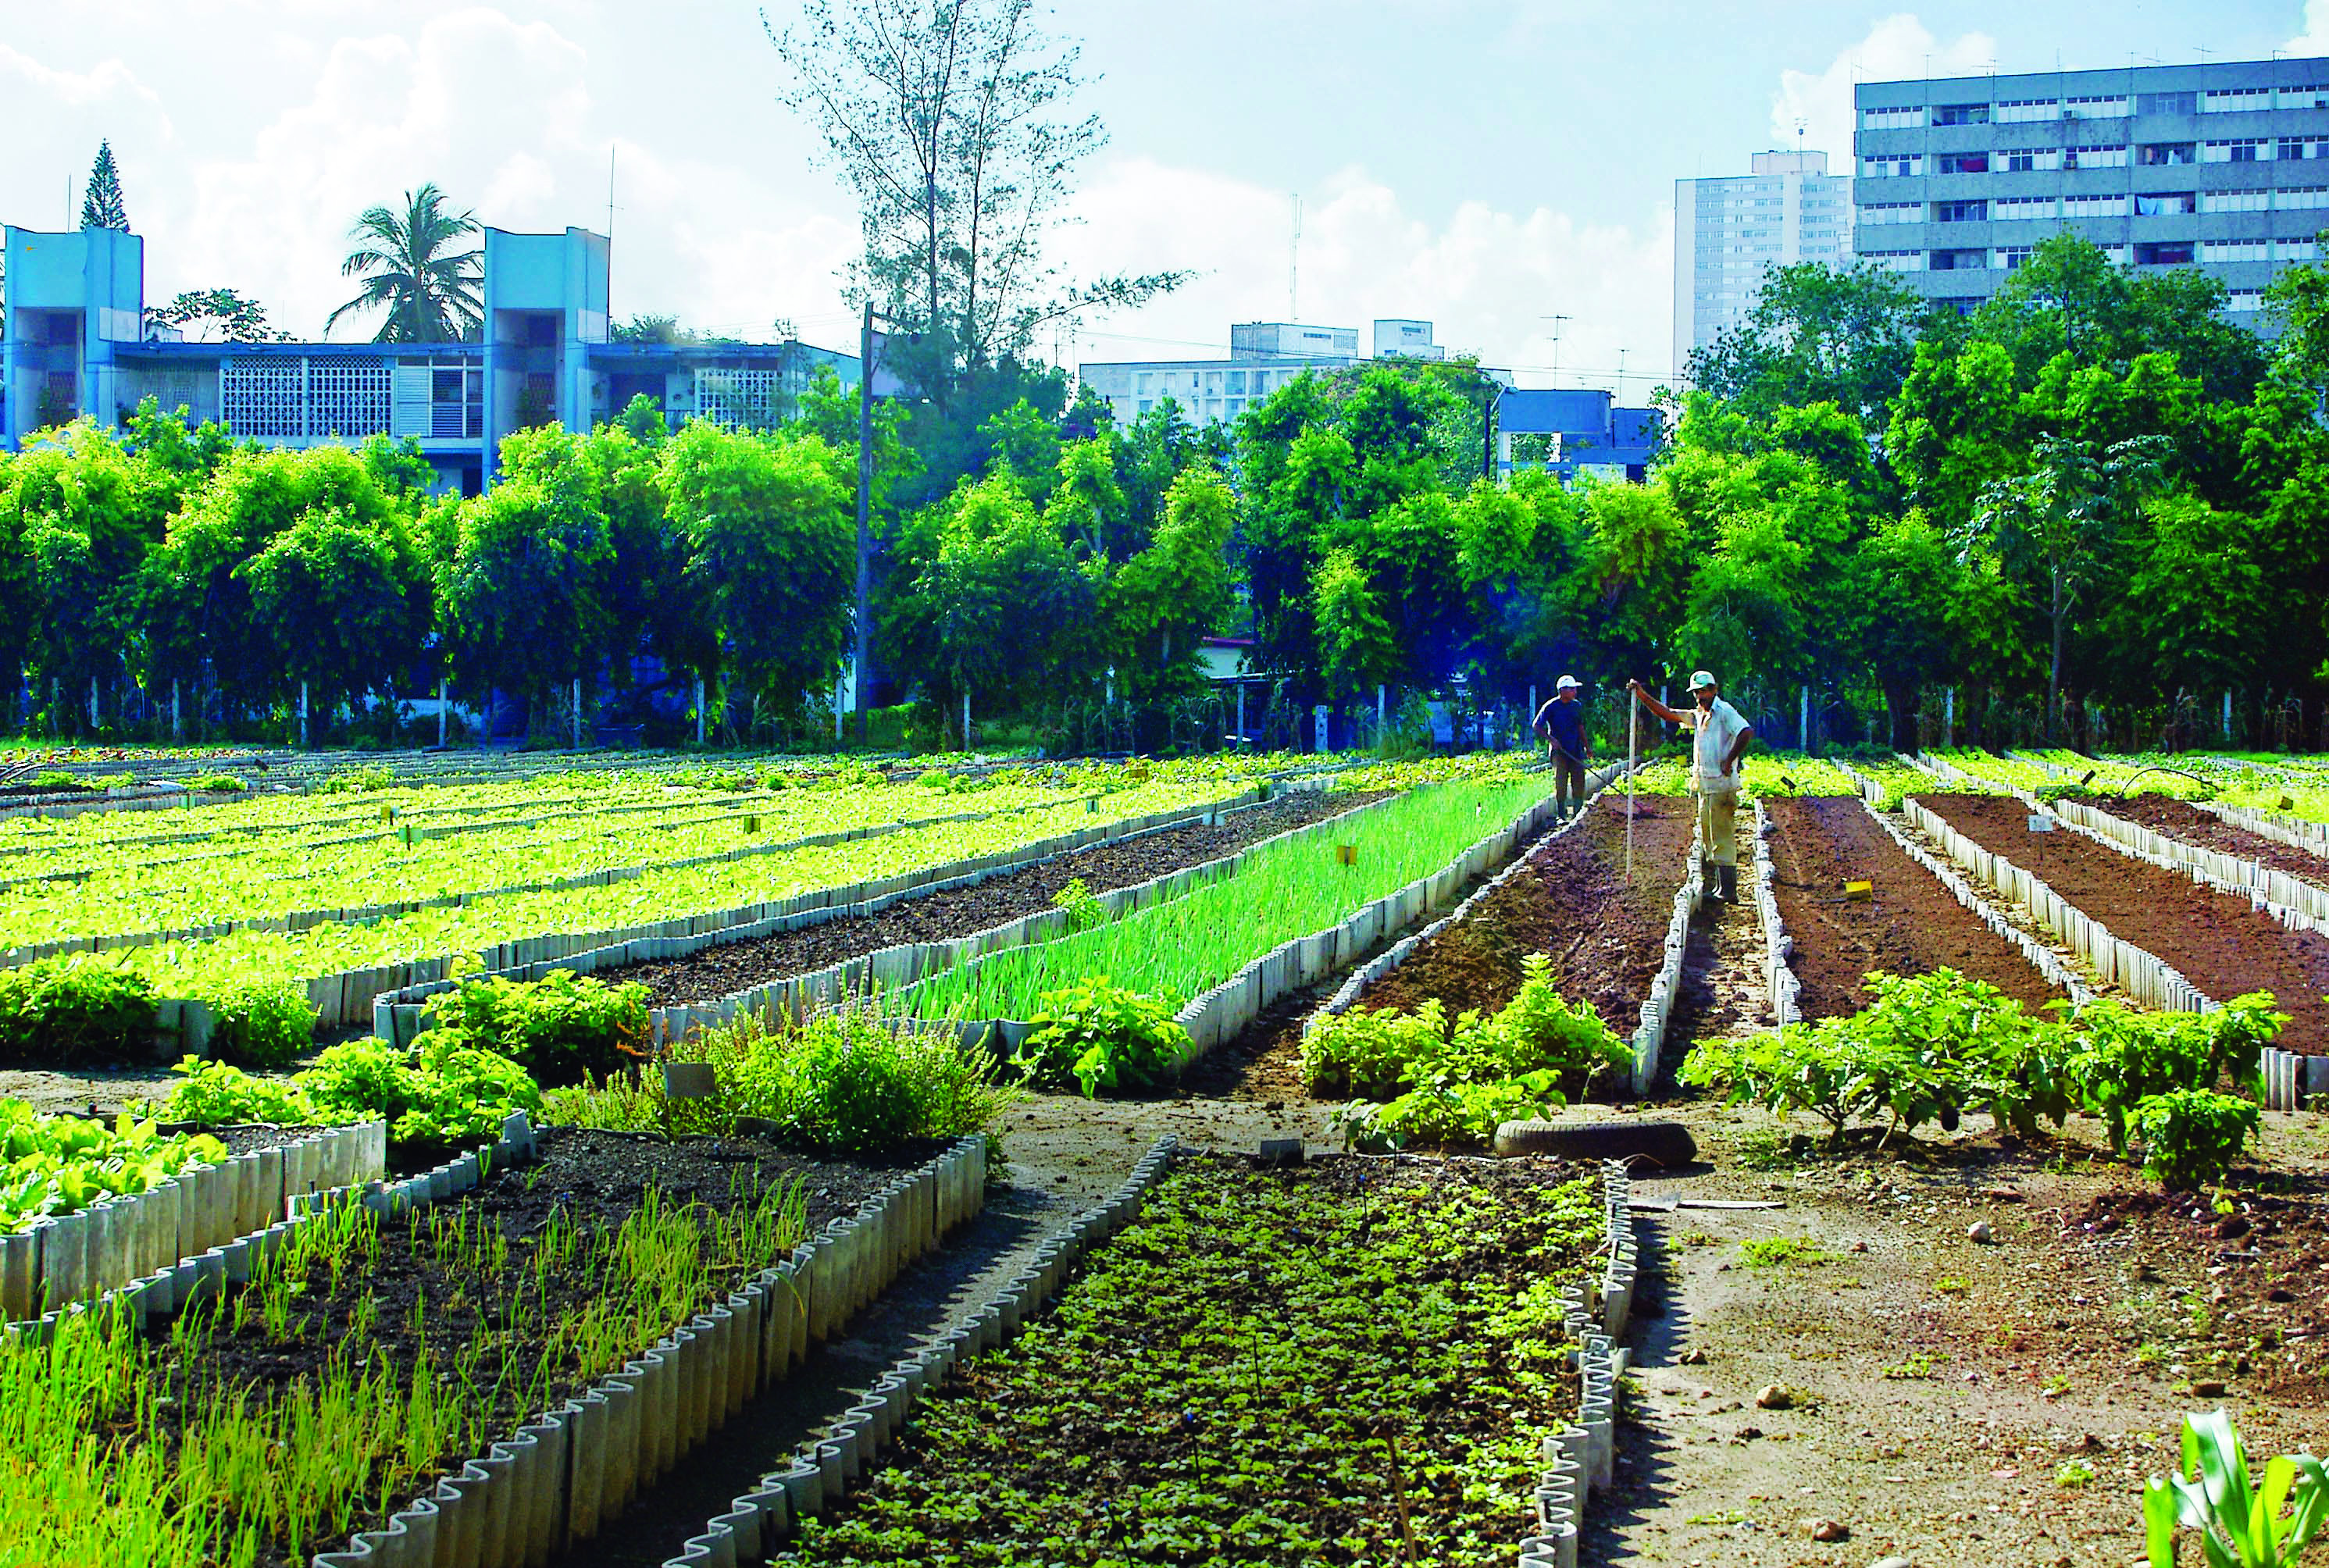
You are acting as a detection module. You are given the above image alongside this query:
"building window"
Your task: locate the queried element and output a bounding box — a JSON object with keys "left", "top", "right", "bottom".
{"left": 306, "top": 356, "right": 392, "bottom": 438}
{"left": 2135, "top": 91, "right": 2198, "bottom": 116}
{"left": 1993, "top": 195, "right": 2056, "bottom": 219}
{"left": 1862, "top": 249, "right": 1924, "bottom": 272}
{"left": 2202, "top": 87, "right": 2270, "bottom": 112}
{"left": 2283, "top": 135, "right": 2329, "bottom": 161}
{"left": 1932, "top": 102, "right": 1992, "bottom": 126}
{"left": 2134, "top": 191, "right": 2197, "bottom": 216}
{"left": 2202, "top": 189, "right": 2271, "bottom": 212}
{"left": 2097, "top": 244, "right": 2130, "bottom": 263}
{"left": 694, "top": 368, "right": 786, "bottom": 430}
{"left": 1861, "top": 155, "right": 1923, "bottom": 177}
{"left": 2065, "top": 94, "right": 2129, "bottom": 118}
{"left": 1996, "top": 246, "right": 2036, "bottom": 270}
{"left": 221, "top": 358, "right": 304, "bottom": 440}
{"left": 2200, "top": 239, "right": 2270, "bottom": 262}
{"left": 2203, "top": 139, "right": 2272, "bottom": 162}
{"left": 2063, "top": 144, "right": 2128, "bottom": 169}
{"left": 1934, "top": 199, "right": 1988, "bottom": 223}
{"left": 2138, "top": 142, "right": 2197, "bottom": 166}
{"left": 2063, "top": 194, "right": 2129, "bottom": 217}
{"left": 1934, "top": 151, "right": 1991, "bottom": 174}
{"left": 1929, "top": 248, "right": 1988, "bottom": 271}
{"left": 2132, "top": 241, "right": 2195, "bottom": 265}
{"left": 1860, "top": 104, "right": 1924, "bottom": 129}
{"left": 2285, "top": 237, "right": 2327, "bottom": 262}
{"left": 1995, "top": 98, "right": 2060, "bottom": 123}
{"left": 2281, "top": 84, "right": 2329, "bottom": 110}
{"left": 2227, "top": 287, "right": 2267, "bottom": 311}
{"left": 2281, "top": 187, "right": 2329, "bottom": 210}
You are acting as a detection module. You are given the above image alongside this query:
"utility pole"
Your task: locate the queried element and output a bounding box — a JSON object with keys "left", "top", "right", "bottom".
{"left": 854, "top": 301, "right": 875, "bottom": 747}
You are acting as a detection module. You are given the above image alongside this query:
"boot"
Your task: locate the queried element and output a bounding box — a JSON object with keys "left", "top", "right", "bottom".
{"left": 1718, "top": 863, "right": 1738, "bottom": 904}
{"left": 1700, "top": 856, "right": 1720, "bottom": 900}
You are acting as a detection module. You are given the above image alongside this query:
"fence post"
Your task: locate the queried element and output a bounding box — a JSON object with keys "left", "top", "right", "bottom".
{"left": 962, "top": 690, "right": 972, "bottom": 753}
{"left": 2224, "top": 690, "right": 2233, "bottom": 742}
{"left": 572, "top": 676, "right": 583, "bottom": 750}
{"left": 1799, "top": 685, "right": 1810, "bottom": 754}
{"left": 1945, "top": 686, "right": 1955, "bottom": 749}
{"left": 695, "top": 677, "right": 705, "bottom": 747}
{"left": 1235, "top": 684, "right": 1245, "bottom": 750}
{"left": 171, "top": 679, "right": 181, "bottom": 743}
{"left": 1375, "top": 685, "right": 1386, "bottom": 748}
{"left": 437, "top": 676, "right": 448, "bottom": 747}
{"left": 299, "top": 681, "right": 309, "bottom": 749}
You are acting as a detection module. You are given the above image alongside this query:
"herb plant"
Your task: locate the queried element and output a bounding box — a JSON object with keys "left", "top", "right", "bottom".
{"left": 1015, "top": 977, "right": 1190, "bottom": 1096}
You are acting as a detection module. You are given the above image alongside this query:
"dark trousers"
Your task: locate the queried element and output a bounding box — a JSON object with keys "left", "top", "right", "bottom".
{"left": 1551, "top": 751, "right": 1587, "bottom": 812}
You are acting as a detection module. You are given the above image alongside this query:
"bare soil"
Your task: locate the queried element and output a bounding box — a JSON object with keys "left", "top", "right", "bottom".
{"left": 2078, "top": 793, "right": 2329, "bottom": 892}
{"left": 1765, "top": 796, "right": 2064, "bottom": 1020}
{"left": 1914, "top": 793, "right": 2329, "bottom": 1053}
{"left": 607, "top": 789, "right": 1386, "bottom": 1006}
{"left": 1592, "top": 1103, "right": 2329, "bottom": 1568}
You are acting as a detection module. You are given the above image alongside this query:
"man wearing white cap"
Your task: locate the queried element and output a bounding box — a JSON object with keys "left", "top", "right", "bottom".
{"left": 1628, "top": 671, "right": 1753, "bottom": 902}
{"left": 1531, "top": 675, "right": 1591, "bottom": 818}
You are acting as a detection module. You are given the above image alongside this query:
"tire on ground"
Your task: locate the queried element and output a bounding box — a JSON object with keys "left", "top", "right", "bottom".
{"left": 1493, "top": 1117, "right": 1699, "bottom": 1167}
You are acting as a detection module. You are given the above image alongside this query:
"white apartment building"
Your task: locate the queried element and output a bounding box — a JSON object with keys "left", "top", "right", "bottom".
{"left": 1671, "top": 150, "right": 1853, "bottom": 382}
{"left": 1079, "top": 319, "right": 1449, "bottom": 426}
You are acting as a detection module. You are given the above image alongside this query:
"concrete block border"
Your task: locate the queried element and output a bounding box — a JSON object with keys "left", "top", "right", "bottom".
{"left": 1746, "top": 802, "right": 1800, "bottom": 1028}
{"left": 309, "top": 1133, "right": 989, "bottom": 1568}
{"left": 1630, "top": 846, "right": 1706, "bottom": 1098}
{"left": 1297, "top": 763, "right": 1633, "bottom": 1038}
{"left": 0, "top": 1118, "right": 387, "bottom": 1328}
{"left": 655, "top": 1134, "right": 1176, "bottom": 1568}
{"left": 1518, "top": 1159, "right": 1639, "bottom": 1568}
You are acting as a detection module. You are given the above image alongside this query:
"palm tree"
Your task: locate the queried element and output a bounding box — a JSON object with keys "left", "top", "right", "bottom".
{"left": 326, "top": 184, "right": 483, "bottom": 343}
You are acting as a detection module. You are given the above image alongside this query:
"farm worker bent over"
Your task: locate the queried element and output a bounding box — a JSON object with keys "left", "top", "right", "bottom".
{"left": 1627, "top": 671, "right": 1753, "bottom": 904}
{"left": 1531, "top": 675, "right": 1591, "bottom": 820}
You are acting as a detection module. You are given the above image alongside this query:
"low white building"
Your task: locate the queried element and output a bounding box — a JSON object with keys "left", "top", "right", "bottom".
{"left": 1078, "top": 318, "right": 1453, "bottom": 426}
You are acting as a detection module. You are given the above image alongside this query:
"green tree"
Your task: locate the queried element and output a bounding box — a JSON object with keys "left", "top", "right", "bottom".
{"left": 146, "top": 288, "right": 287, "bottom": 344}
{"left": 327, "top": 184, "right": 483, "bottom": 343}
{"left": 1685, "top": 261, "right": 1925, "bottom": 424}
{"left": 237, "top": 502, "right": 432, "bottom": 725}
{"left": 1311, "top": 547, "right": 1400, "bottom": 700}
{"left": 1101, "top": 464, "right": 1236, "bottom": 699}
{"left": 433, "top": 470, "right": 614, "bottom": 731}
{"left": 1887, "top": 337, "right": 2023, "bottom": 529}
{"left": 2109, "top": 494, "right": 2268, "bottom": 705}
{"left": 79, "top": 141, "right": 128, "bottom": 232}
{"left": 661, "top": 422, "right": 856, "bottom": 718}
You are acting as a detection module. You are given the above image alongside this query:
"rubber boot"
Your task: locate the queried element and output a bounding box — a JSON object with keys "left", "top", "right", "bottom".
{"left": 1700, "top": 856, "right": 1720, "bottom": 901}
{"left": 1718, "top": 863, "right": 1738, "bottom": 904}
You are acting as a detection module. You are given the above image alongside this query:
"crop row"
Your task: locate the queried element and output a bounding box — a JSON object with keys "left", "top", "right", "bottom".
{"left": 903, "top": 772, "right": 1557, "bottom": 1023}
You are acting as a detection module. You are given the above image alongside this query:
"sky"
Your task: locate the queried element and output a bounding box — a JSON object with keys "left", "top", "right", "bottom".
{"left": 3, "top": 1, "right": 2326, "bottom": 402}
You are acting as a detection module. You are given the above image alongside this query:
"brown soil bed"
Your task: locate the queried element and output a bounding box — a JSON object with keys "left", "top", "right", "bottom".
{"left": 1354, "top": 793, "right": 1696, "bottom": 1031}
{"left": 608, "top": 789, "right": 1387, "bottom": 1007}
{"left": 145, "top": 1127, "right": 933, "bottom": 1567}
{"left": 1766, "top": 796, "right": 2063, "bottom": 1019}
{"left": 2078, "top": 792, "right": 2329, "bottom": 892}
{"left": 1914, "top": 793, "right": 2329, "bottom": 1051}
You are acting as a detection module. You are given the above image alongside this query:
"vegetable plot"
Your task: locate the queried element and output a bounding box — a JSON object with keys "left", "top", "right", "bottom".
{"left": 772, "top": 1154, "right": 1604, "bottom": 1568}
{"left": 0, "top": 1100, "right": 225, "bottom": 1235}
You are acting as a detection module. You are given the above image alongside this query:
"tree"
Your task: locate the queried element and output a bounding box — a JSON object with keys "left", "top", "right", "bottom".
{"left": 1101, "top": 465, "right": 1236, "bottom": 700}
{"left": 661, "top": 422, "right": 857, "bottom": 718}
{"left": 237, "top": 502, "right": 431, "bottom": 724}
{"left": 80, "top": 141, "right": 128, "bottom": 232}
{"left": 1685, "top": 262, "right": 1925, "bottom": 425}
{"left": 769, "top": 0, "right": 1186, "bottom": 405}
{"left": 146, "top": 288, "right": 288, "bottom": 344}
{"left": 1969, "top": 433, "right": 2168, "bottom": 736}
{"left": 327, "top": 184, "right": 483, "bottom": 343}
{"left": 433, "top": 475, "right": 615, "bottom": 731}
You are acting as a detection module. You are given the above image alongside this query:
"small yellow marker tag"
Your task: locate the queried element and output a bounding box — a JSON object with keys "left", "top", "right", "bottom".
{"left": 1843, "top": 879, "right": 1873, "bottom": 901}
{"left": 1336, "top": 844, "right": 1357, "bottom": 866}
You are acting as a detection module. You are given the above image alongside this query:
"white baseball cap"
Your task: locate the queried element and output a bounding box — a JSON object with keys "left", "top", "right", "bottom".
{"left": 1555, "top": 675, "right": 1582, "bottom": 691}
{"left": 1688, "top": 670, "right": 1718, "bottom": 691}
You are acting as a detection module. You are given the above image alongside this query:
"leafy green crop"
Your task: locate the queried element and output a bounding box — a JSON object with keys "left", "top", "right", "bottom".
{"left": 1015, "top": 977, "right": 1189, "bottom": 1096}
{"left": 2146, "top": 1410, "right": 2327, "bottom": 1567}
{"left": 0, "top": 1100, "right": 225, "bottom": 1235}
{"left": 0, "top": 955, "right": 159, "bottom": 1068}
{"left": 152, "top": 1032, "right": 543, "bottom": 1156}
{"left": 419, "top": 969, "right": 647, "bottom": 1087}
{"left": 2131, "top": 1090, "right": 2260, "bottom": 1191}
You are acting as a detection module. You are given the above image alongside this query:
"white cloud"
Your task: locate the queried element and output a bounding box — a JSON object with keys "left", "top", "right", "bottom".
{"left": 1057, "top": 159, "right": 1675, "bottom": 400}
{"left": 2291, "top": 0, "right": 2329, "bottom": 55}
{"left": 1773, "top": 13, "right": 1996, "bottom": 166}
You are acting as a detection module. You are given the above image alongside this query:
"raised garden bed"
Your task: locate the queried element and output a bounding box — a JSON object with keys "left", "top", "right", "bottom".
{"left": 765, "top": 1153, "right": 1606, "bottom": 1568}
{"left": 2080, "top": 791, "right": 2329, "bottom": 892}
{"left": 608, "top": 789, "right": 1388, "bottom": 1007}
{"left": 1913, "top": 793, "right": 2329, "bottom": 1049}
{"left": 0, "top": 1126, "right": 946, "bottom": 1568}
{"left": 1764, "top": 796, "right": 2063, "bottom": 1018}
{"left": 1353, "top": 793, "right": 1694, "bottom": 1032}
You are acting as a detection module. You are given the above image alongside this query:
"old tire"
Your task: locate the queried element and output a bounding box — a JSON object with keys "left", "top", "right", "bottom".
{"left": 1493, "top": 1117, "right": 1698, "bottom": 1167}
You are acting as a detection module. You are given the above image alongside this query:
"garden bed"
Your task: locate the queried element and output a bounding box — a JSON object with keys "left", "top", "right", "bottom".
{"left": 2079, "top": 792, "right": 2329, "bottom": 890}
{"left": 1913, "top": 793, "right": 2329, "bottom": 1049}
{"left": 608, "top": 789, "right": 1387, "bottom": 1007}
{"left": 1351, "top": 793, "right": 1694, "bottom": 1032}
{"left": 765, "top": 1152, "right": 1606, "bottom": 1568}
{"left": 1764, "top": 796, "right": 2064, "bottom": 1018}
{"left": 2, "top": 1126, "right": 939, "bottom": 1568}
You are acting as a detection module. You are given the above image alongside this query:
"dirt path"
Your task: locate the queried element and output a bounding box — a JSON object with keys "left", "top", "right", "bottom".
{"left": 1592, "top": 1104, "right": 2329, "bottom": 1568}
{"left": 1765, "top": 797, "right": 2063, "bottom": 1019}
{"left": 1915, "top": 793, "right": 2329, "bottom": 1050}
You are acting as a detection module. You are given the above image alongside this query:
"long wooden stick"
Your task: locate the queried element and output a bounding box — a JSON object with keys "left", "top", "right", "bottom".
{"left": 1626, "top": 690, "right": 1639, "bottom": 883}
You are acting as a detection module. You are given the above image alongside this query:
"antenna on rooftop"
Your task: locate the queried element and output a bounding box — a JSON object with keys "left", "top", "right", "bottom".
{"left": 1288, "top": 194, "right": 1302, "bottom": 323}
{"left": 1542, "top": 314, "right": 1571, "bottom": 376}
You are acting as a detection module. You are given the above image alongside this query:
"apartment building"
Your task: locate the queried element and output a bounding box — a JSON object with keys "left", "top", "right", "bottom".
{"left": 1078, "top": 319, "right": 1493, "bottom": 427}
{"left": 1671, "top": 149, "right": 1853, "bottom": 380}
{"left": 1853, "top": 57, "right": 2329, "bottom": 319}
{"left": 0, "top": 223, "right": 858, "bottom": 493}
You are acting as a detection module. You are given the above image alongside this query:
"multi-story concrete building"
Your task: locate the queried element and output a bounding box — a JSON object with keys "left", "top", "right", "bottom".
{"left": 0, "top": 223, "right": 858, "bottom": 492}
{"left": 1078, "top": 319, "right": 1484, "bottom": 426}
{"left": 1853, "top": 57, "right": 2329, "bottom": 320}
{"left": 1671, "top": 150, "right": 1853, "bottom": 380}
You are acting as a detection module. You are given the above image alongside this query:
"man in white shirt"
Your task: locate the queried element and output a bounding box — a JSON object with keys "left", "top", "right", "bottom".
{"left": 1627, "top": 670, "right": 1754, "bottom": 903}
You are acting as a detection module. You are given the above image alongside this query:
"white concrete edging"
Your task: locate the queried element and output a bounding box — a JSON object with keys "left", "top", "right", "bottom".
{"left": 1745, "top": 802, "right": 1800, "bottom": 1028}
{"left": 309, "top": 1133, "right": 990, "bottom": 1568}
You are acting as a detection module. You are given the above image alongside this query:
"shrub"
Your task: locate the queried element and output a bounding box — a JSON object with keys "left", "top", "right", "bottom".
{"left": 152, "top": 1034, "right": 542, "bottom": 1155}
{"left": 420, "top": 969, "right": 648, "bottom": 1086}
{"left": 0, "top": 956, "right": 159, "bottom": 1067}
{"left": 1015, "top": 978, "right": 1190, "bottom": 1096}
{"left": 1050, "top": 877, "right": 1105, "bottom": 934}
{"left": 27, "top": 770, "right": 80, "bottom": 791}
{"left": 2131, "top": 1089, "right": 2259, "bottom": 1191}
{"left": 2070, "top": 993, "right": 2281, "bottom": 1156}
{"left": 182, "top": 772, "right": 248, "bottom": 793}
{"left": 1303, "top": 1001, "right": 1450, "bottom": 1099}
{"left": 205, "top": 980, "right": 316, "bottom": 1068}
